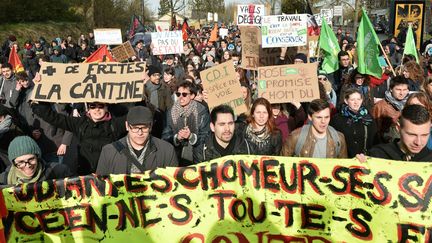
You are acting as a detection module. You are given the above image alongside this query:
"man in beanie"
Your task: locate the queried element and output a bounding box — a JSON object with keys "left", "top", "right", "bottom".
{"left": 144, "top": 65, "right": 173, "bottom": 113}
{"left": 0, "top": 136, "right": 72, "bottom": 186}
{"left": 96, "top": 106, "right": 178, "bottom": 175}
{"left": 161, "top": 54, "right": 184, "bottom": 81}
{"left": 293, "top": 53, "right": 308, "bottom": 64}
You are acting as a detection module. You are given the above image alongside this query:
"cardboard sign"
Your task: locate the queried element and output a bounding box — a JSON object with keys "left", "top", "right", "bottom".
{"left": 393, "top": 1, "right": 424, "bottom": 49}
{"left": 240, "top": 26, "right": 261, "bottom": 70}
{"left": 200, "top": 61, "right": 247, "bottom": 115}
{"left": 314, "top": 12, "right": 333, "bottom": 26}
{"left": 261, "top": 14, "right": 307, "bottom": 48}
{"left": 94, "top": 28, "right": 123, "bottom": 45}
{"left": 257, "top": 63, "right": 320, "bottom": 103}
{"left": 151, "top": 31, "right": 183, "bottom": 55}
{"left": 219, "top": 28, "right": 228, "bottom": 39}
{"left": 237, "top": 4, "right": 264, "bottom": 26}
{"left": 111, "top": 41, "right": 136, "bottom": 61}
{"left": 1, "top": 155, "right": 432, "bottom": 242}
{"left": 30, "top": 62, "right": 146, "bottom": 103}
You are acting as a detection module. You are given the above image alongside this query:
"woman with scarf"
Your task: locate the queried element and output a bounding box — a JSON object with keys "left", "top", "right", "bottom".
{"left": 339, "top": 69, "right": 374, "bottom": 111}
{"left": 331, "top": 89, "right": 378, "bottom": 158}
{"left": 238, "top": 98, "right": 282, "bottom": 155}
{"left": 0, "top": 136, "right": 72, "bottom": 186}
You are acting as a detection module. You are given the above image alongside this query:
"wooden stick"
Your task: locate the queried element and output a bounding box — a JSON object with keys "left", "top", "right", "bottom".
{"left": 378, "top": 42, "right": 396, "bottom": 76}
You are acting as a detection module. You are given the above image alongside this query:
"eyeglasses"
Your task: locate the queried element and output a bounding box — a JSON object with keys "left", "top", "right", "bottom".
{"left": 175, "top": 92, "right": 190, "bottom": 97}
{"left": 318, "top": 77, "right": 328, "bottom": 81}
{"left": 88, "top": 103, "right": 106, "bottom": 109}
{"left": 14, "top": 156, "right": 37, "bottom": 169}
{"left": 355, "top": 76, "right": 365, "bottom": 79}
{"left": 128, "top": 124, "right": 151, "bottom": 133}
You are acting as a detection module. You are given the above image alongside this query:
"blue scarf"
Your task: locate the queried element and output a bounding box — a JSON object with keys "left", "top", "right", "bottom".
{"left": 341, "top": 104, "right": 373, "bottom": 125}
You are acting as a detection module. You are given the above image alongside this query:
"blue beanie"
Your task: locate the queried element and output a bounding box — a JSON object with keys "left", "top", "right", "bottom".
{"left": 8, "top": 136, "right": 42, "bottom": 162}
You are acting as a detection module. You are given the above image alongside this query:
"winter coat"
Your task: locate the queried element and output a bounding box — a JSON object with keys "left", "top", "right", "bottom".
{"left": 281, "top": 125, "right": 348, "bottom": 158}
{"left": 193, "top": 133, "right": 255, "bottom": 163}
{"left": 32, "top": 103, "right": 127, "bottom": 174}
{"left": 144, "top": 82, "right": 173, "bottom": 113}
{"left": 368, "top": 140, "right": 432, "bottom": 162}
{"left": 96, "top": 136, "right": 178, "bottom": 175}
{"left": 237, "top": 123, "right": 283, "bottom": 156}
{"left": 371, "top": 99, "right": 401, "bottom": 143}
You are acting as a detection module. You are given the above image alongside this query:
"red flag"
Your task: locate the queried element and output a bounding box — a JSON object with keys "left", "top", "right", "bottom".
{"left": 128, "top": 15, "right": 146, "bottom": 39}
{"left": 306, "top": 0, "right": 320, "bottom": 36}
{"left": 182, "top": 20, "right": 189, "bottom": 41}
{"left": 84, "top": 45, "right": 116, "bottom": 63}
{"left": 209, "top": 24, "right": 218, "bottom": 43}
{"left": 8, "top": 45, "right": 24, "bottom": 73}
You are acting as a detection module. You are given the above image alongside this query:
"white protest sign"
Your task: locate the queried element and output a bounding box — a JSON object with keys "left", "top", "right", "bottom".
{"left": 219, "top": 28, "right": 228, "bottom": 38}
{"left": 261, "top": 14, "right": 307, "bottom": 48}
{"left": 333, "top": 6, "right": 343, "bottom": 16}
{"left": 94, "top": 29, "right": 123, "bottom": 45}
{"left": 237, "top": 4, "right": 264, "bottom": 26}
{"left": 151, "top": 31, "right": 183, "bottom": 55}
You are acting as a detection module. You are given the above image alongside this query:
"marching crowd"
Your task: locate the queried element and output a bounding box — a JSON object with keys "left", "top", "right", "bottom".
{"left": 0, "top": 24, "right": 432, "bottom": 186}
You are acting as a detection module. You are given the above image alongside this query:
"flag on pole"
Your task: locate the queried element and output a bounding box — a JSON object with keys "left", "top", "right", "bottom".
{"left": 403, "top": 25, "right": 419, "bottom": 63}
{"left": 319, "top": 17, "right": 341, "bottom": 73}
{"left": 305, "top": 0, "right": 320, "bottom": 36}
{"left": 8, "top": 45, "right": 24, "bottom": 73}
{"left": 84, "top": 45, "right": 116, "bottom": 63}
{"left": 182, "top": 19, "right": 189, "bottom": 41}
{"left": 356, "top": 8, "right": 382, "bottom": 78}
{"left": 128, "top": 15, "right": 146, "bottom": 39}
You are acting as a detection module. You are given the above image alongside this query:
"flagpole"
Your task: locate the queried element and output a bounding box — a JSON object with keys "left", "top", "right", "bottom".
{"left": 378, "top": 43, "right": 396, "bottom": 76}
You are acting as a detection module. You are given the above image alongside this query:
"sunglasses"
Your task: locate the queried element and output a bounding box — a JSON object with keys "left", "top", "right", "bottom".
{"left": 88, "top": 103, "right": 106, "bottom": 109}
{"left": 318, "top": 77, "right": 328, "bottom": 81}
{"left": 175, "top": 92, "right": 190, "bottom": 97}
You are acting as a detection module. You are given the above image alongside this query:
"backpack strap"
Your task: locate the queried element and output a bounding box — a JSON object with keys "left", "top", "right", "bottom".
{"left": 112, "top": 140, "right": 146, "bottom": 173}
{"left": 327, "top": 126, "right": 341, "bottom": 157}
{"left": 295, "top": 125, "right": 310, "bottom": 156}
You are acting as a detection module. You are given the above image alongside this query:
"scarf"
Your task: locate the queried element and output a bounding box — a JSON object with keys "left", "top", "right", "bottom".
{"left": 171, "top": 100, "right": 199, "bottom": 134}
{"left": 86, "top": 111, "right": 112, "bottom": 122}
{"left": 341, "top": 104, "right": 373, "bottom": 125}
{"left": 245, "top": 124, "right": 270, "bottom": 150}
{"left": 126, "top": 135, "right": 149, "bottom": 173}
{"left": 146, "top": 81, "right": 161, "bottom": 109}
{"left": 213, "top": 134, "right": 236, "bottom": 157}
{"left": 384, "top": 90, "right": 407, "bottom": 111}
{"left": 7, "top": 161, "right": 43, "bottom": 185}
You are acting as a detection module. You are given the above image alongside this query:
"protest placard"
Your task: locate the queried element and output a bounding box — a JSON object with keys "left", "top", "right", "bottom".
{"left": 30, "top": 62, "right": 146, "bottom": 103}
{"left": 261, "top": 14, "right": 307, "bottom": 48}
{"left": 200, "top": 61, "right": 247, "bottom": 115}
{"left": 151, "top": 31, "right": 183, "bottom": 55}
{"left": 257, "top": 63, "right": 320, "bottom": 103}
{"left": 1, "top": 155, "right": 431, "bottom": 242}
{"left": 240, "top": 26, "right": 261, "bottom": 70}
{"left": 237, "top": 4, "right": 264, "bottom": 26}
{"left": 94, "top": 29, "right": 123, "bottom": 45}
{"left": 111, "top": 41, "right": 136, "bottom": 61}
{"left": 219, "top": 28, "right": 228, "bottom": 38}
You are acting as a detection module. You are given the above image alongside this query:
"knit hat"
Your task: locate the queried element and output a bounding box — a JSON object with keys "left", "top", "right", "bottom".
{"left": 294, "top": 53, "right": 307, "bottom": 63}
{"left": 127, "top": 106, "right": 153, "bottom": 125}
{"left": 8, "top": 136, "right": 42, "bottom": 162}
{"left": 147, "top": 65, "right": 161, "bottom": 76}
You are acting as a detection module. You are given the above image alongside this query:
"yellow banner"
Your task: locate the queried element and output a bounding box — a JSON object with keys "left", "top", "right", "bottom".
{"left": 1, "top": 155, "right": 431, "bottom": 242}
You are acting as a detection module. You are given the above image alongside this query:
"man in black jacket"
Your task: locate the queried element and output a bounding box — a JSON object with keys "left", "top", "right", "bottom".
{"left": 367, "top": 105, "right": 432, "bottom": 161}
{"left": 194, "top": 105, "right": 255, "bottom": 163}
{"left": 96, "top": 106, "right": 178, "bottom": 175}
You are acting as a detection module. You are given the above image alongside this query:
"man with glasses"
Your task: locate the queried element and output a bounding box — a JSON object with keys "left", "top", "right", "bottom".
{"left": 0, "top": 136, "right": 72, "bottom": 186}
{"left": 163, "top": 82, "right": 210, "bottom": 166}
{"left": 96, "top": 106, "right": 177, "bottom": 175}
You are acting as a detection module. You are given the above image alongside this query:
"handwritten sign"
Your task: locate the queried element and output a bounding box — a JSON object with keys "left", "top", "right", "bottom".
{"left": 257, "top": 63, "right": 320, "bottom": 103}
{"left": 111, "top": 41, "right": 136, "bottom": 61}
{"left": 30, "top": 62, "right": 146, "bottom": 103}
{"left": 240, "top": 26, "right": 261, "bottom": 70}
{"left": 261, "top": 14, "right": 307, "bottom": 48}
{"left": 237, "top": 4, "right": 264, "bottom": 26}
{"left": 200, "top": 61, "right": 247, "bottom": 115}
{"left": 1, "top": 155, "right": 431, "bottom": 242}
{"left": 151, "top": 31, "right": 183, "bottom": 55}
{"left": 94, "top": 28, "right": 123, "bottom": 45}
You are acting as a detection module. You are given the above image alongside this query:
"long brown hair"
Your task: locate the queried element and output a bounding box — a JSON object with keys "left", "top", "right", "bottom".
{"left": 247, "top": 97, "right": 278, "bottom": 134}
{"left": 406, "top": 92, "right": 432, "bottom": 116}
{"left": 404, "top": 61, "right": 425, "bottom": 86}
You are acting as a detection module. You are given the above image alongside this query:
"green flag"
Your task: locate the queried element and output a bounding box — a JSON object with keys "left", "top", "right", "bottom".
{"left": 403, "top": 25, "right": 419, "bottom": 63}
{"left": 319, "top": 17, "right": 341, "bottom": 73}
{"left": 357, "top": 8, "right": 382, "bottom": 78}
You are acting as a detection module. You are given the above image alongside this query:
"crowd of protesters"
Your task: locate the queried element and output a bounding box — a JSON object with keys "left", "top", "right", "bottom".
{"left": 0, "top": 23, "right": 432, "bottom": 187}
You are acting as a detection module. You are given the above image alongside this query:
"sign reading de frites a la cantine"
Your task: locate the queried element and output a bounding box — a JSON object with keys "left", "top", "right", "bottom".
{"left": 30, "top": 62, "right": 146, "bottom": 103}
{"left": 0, "top": 155, "right": 431, "bottom": 242}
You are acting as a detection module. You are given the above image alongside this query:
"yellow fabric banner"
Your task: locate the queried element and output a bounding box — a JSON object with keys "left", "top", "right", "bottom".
{"left": 1, "top": 155, "right": 431, "bottom": 242}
